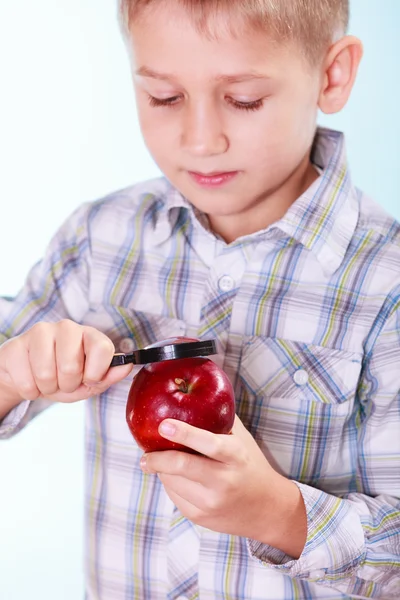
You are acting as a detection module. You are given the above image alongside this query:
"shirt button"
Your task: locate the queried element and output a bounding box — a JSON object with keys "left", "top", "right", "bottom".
{"left": 313, "top": 569, "right": 325, "bottom": 579}
{"left": 293, "top": 368, "right": 309, "bottom": 386}
{"left": 120, "top": 337, "right": 135, "bottom": 353}
{"left": 218, "top": 275, "right": 235, "bottom": 292}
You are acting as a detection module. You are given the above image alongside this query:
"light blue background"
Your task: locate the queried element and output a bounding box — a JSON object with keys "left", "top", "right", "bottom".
{"left": 0, "top": 2, "right": 398, "bottom": 598}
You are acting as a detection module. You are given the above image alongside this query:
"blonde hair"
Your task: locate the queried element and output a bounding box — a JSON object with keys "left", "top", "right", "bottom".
{"left": 119, "top": 0, "right": 349, "bottom": 64}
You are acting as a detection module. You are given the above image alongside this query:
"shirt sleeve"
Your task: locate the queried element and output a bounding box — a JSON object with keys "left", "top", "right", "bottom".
{"left": 247, "top": 291, "right": 400, "bottom": 598}
{"left": 0, "top": 202, "right": 92, "bottom": 439}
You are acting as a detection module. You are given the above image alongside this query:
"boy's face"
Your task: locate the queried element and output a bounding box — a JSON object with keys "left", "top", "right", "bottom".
{"left": 129, "top": 4, "right": 323, "bottom": 239}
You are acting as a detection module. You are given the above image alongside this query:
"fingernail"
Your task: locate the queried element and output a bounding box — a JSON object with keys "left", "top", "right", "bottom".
{"left": 140, "top": 455, "right": 147, "bottom": 471}
{"left": 159, "top": 421, "right": 176, "bottom": 437}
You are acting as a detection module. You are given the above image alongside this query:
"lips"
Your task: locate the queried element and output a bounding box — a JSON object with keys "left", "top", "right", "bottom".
{"left": 188, "top": 170, "right": 239, "bottom": 187}
{"left": 193, "top": 171, "right": 232, "bottom": 177}
{"left": 190, "top": 169, "right": 236, "bottom": 176}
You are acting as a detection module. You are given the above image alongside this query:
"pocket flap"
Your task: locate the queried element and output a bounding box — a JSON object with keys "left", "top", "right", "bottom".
{"left": 241, "top": 337, "right": 362, "bottom": 405}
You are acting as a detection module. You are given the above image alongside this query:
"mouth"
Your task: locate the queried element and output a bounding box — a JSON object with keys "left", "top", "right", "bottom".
{"left": 187, "top": 170, "right": 239, "bottom": 187}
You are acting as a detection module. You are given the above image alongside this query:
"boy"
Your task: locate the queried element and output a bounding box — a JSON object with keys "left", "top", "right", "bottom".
{"left": 1, "top": 0, "right": 399, "bottom": 598}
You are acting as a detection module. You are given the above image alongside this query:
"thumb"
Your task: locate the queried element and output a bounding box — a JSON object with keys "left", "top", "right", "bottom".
{"left": 100, "top": 363, "right": 134, "bottom": 388}
{"left": 69, "top": 363, "right": 134, "bottom": 401}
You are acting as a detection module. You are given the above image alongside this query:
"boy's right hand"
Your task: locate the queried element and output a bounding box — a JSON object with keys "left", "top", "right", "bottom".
{"left": 0, "top": 320, "right": 133, "bottom": 404}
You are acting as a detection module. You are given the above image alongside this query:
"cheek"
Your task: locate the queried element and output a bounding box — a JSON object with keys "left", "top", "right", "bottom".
{"left": 259, "top": 95, "right": 317, "bottom": 157}
{"left": 137, "top": 110, "right": 172, "bottom": 158}
{"left": 238, "top": 99, "right": 299, "bottom": 152}
{"left": 287, "top": 82, "right": 320, "bottom": 135}
{"left": 135, "top": 91, "right": 165, "bottom": 135}
{"left": 137, "top": 104, "right": 158, "bottom": 136}
{"left": 244, "top": 112, "right": 312, "bottom": 175}
{"left": 237, "top": 113, "right": 291, "bottom": 163}
{"left": 266, "top": 78, "right": 317, "bottom": 128}
{"left": 138, "top": 105, "right": 180, "bottom": 144}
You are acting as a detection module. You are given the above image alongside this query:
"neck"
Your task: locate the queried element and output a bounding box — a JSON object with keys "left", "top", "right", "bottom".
{"left": 208, "top": 154, "right": 320, "bottom": 244}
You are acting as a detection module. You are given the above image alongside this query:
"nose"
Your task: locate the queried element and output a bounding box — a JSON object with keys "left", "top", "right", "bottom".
{"left": 181, "top": 100, "right": 229, "bottom": 157}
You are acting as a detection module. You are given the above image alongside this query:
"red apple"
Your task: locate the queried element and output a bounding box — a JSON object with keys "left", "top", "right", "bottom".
{"left": 126, "top": 339, "right": 235, "bottom": 452}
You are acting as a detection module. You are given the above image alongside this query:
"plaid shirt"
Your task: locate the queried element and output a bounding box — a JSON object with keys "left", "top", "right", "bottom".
{"left": 1, "top": 128, "right": 400, "bottom": 599}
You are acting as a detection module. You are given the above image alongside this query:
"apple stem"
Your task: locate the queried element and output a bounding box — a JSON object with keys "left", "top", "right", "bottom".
{"left": 174, "top": 378, "right": 188, "bottom": 393}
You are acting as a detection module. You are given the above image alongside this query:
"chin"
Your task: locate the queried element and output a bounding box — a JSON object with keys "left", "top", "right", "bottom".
{"left": 178, "top": 183, "right": 243, "bottom": 210}
{"left": 188, "top": 195, "right": 244, "bottom": 217}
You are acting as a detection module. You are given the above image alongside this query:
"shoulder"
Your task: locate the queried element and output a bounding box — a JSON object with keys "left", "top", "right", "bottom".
{"left": 356, "top": 189, "right": 400, "bottom": 243}
{"left": 60, "top": 177, "right": 171, "bottom": 241}
{"left": 345, "top": 189, "right": 400, "bottom": 328}
{"left": 60, "top": 176, "right": 169, "bottom": 224}
{"left": 351, "top": 188, "right": 400, "bottom": 269}
{"left": 88, "top": 176, "right": 170, "bottom": 219}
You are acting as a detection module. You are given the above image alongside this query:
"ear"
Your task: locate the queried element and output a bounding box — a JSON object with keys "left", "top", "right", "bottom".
{"left": 318, "top": 36, "right": 363, "bottom": 114}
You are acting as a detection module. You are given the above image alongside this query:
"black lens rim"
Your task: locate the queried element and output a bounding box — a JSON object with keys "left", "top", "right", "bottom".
{"left": 110, "top": 339, "right": 217, "bottom": 367}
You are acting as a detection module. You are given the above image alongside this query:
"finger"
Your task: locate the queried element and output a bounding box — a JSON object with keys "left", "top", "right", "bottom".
{"left": 3, "top": 338, "right": 40, "bottom": 401}
{"left": 162, "top": 487, "right": 203, "bottom": 523}
{"left": 40, "top": 363, "right": 133, "bottom": 403}
{"left": 158, "top": 473, "right": 205, "bottom": 509}
{"left": 28, "top": 323, "right": 58, "bottom": 395}
{"left": 160, "top": 473, "right": 228, "bottom": 518}
{"left": 0, "top": 340, "right": 16, "bottom": 386}
{"left": 54, "top": 320, "right": 85, "bottom": 393}
{"left": 142, "top": 448, "right": 221, "bottom": 481}
{"left": 81, "top": 328, "right": 115, "bottom": 383}
{"left": 94, "top": 362, "right": 133, "bottom": 388}
{"left": 157, "top": 419, "right": 239, "bottom": 463}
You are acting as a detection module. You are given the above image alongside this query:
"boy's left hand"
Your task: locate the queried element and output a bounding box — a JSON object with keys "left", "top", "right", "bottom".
{"left": 140, "top": 415, "right": 307, "bottom": 558}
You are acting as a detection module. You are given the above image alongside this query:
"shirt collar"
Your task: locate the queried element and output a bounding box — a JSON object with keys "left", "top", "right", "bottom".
{"left": 152, "top": 180, "right": 212, "bottom": 245}
{"left": 153, "top": 127, "right": 359, "bottom": 275}
{"left": 151, "top": 184, "right": 188, "bottom": 245}
{"left": 274, "top": 128, "right": 359, "bottom": 275}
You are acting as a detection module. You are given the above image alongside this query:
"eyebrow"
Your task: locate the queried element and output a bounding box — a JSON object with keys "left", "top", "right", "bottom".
{"left": 135, "top": 66, "right": 270, "bottom": 83}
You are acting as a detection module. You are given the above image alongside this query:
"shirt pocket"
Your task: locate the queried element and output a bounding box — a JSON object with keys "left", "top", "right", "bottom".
{"left": 238, "top": 337, "right": 362, "bottom": 485}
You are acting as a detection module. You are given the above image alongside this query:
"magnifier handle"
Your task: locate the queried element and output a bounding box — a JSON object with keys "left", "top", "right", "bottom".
{"left": 110, "top": 353, "right": 137, "bottom": 367}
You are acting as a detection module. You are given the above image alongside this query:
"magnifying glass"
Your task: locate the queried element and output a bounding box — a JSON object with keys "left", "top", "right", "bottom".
{"left": 110, "top": 338, "right": 217, "bottom": 367}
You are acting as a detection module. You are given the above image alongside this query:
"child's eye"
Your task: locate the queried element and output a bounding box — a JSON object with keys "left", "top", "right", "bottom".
{"left": 147, "top": 95, "right": 181, "bottom": 107}
{"left": 146, "top": 94, "right": 264, "bottom": 112}
{"left": 227, "top": 98, "right": 264, "bottom": 112}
